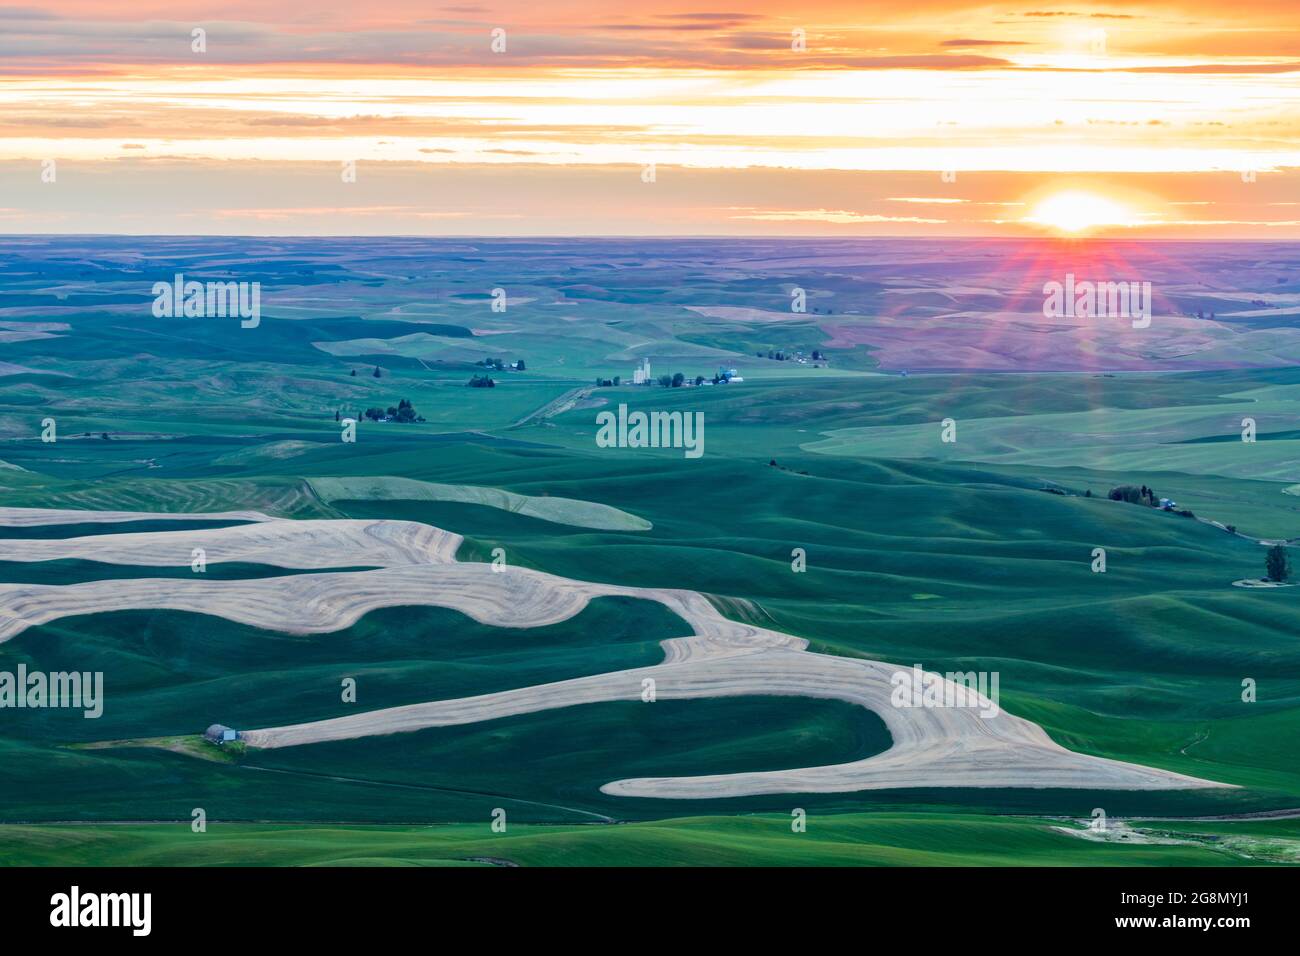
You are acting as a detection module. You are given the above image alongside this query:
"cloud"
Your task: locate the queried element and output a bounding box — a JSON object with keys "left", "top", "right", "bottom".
{"left": 1021, "top": 10, "right": 1136, "bottom": 17}
{"left": 0, "top": 6, "right": 56, "bottom": 19}
{"left": 214, "top": 205, "right": 474, "bottom": 219}
{"left": 1128, "top": 62, "right": 1300, "bottom": 74}
{"left": 940, "top": 39, "right": 1026, "bottom": 47}
{"left": 730, "top": 208, "right": 947, "bottom": 224}
{"left": 656, "top": 12, "right": 764, "bottom": 20}
{"left": 595, "top": 23, "right": 745, "bottom": 32}
{"left": 815, "top": 54, "right": 1013, "bottom": 69}
{"left": 887, "top": 197, "right": 969, "bottom": 203}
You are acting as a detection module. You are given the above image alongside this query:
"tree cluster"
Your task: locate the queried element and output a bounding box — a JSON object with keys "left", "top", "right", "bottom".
{"left": 362, "top": 398, "right": 424, "bottom": 422}
{"left": 1108, "top": 484, "right": 1159, "bottom": 507}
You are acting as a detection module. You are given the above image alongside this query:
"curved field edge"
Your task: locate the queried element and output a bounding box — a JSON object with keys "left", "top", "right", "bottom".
{"left": 0, "top": 508, "right": 1249, "bottom": 798}
{"left": 0, "top": 697, "right": 896, "bottom": 825}
{"left": 308, "top": 476, "right": 651, "bottom": 531}
{"left": 1, "top": 597, "right": 692, "bottom": 746}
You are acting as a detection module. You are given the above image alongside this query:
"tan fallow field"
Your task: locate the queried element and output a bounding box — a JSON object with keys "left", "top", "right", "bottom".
{"left": 0, "top": 509, "right": 1230, "bottom": 799}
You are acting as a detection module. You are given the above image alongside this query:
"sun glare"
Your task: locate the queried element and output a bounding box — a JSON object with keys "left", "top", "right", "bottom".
{"left": 1025, "top": 191, "right": 1138, "bottom": 234}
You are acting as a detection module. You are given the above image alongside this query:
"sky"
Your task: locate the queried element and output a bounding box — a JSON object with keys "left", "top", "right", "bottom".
{"left": 2, "top": 1, "right": 1298, "bottom": 236}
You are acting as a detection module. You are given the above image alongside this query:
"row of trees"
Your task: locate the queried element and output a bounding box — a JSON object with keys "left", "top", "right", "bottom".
{"left": 333, "top": 398, "right": 425, "bottom": 423}
{"left": 658, "top": 372, "right": 703, "bottom": 388}
{"left": 1108, "top": 484, "right": 1159, "bottom": 506}
{"left": 359, "top": 398, "right": 424, "bottom": 422}
{"left": 595, "top": 372, "right": 706, "bottom": 388}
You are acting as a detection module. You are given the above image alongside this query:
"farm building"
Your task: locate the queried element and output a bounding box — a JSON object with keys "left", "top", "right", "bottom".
{"left": 203, "top": 724, "right": 239, "bottom": 744}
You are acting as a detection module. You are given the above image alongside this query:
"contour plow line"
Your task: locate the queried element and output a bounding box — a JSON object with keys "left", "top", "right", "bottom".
{"left": 0, "top": 518, "right": 459, "bottom": 569}
{"left": 0, "top": 506, "right": 276, "bottom": 527}
{"left": 0, "top": 510, "right": 1232, "bottom": 797}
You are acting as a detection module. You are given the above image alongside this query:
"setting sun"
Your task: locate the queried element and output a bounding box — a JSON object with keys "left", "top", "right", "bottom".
{"left": 1024, "top": 191, "right": 1140, "bottom": 234}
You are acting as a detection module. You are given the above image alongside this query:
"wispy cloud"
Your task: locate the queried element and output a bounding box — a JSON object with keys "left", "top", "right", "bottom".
{"left": 4, "top": 1, "right": 1299, "bottom": 237}
{"left": 730, "top": 208, "right": 948, "bottom": 224}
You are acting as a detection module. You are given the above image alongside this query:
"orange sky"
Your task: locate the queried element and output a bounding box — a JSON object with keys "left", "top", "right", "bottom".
{"left": 3, "top": 1, "right": 1298, "bottom": 236}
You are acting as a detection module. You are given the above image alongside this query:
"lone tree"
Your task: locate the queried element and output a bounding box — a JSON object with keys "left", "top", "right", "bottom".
{"left": 1266, "top": 544, "right": 1290, "bottom": 582}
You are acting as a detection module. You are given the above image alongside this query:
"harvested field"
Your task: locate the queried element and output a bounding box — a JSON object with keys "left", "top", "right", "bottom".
{"left": 0, "top": 506, "right": 274, "bottom": 527}
{"left": 308, "top": 476, "right": 651, "bottom": 531}
{"left": 0, "top": 508, "right": 1229, "bottom": 798}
